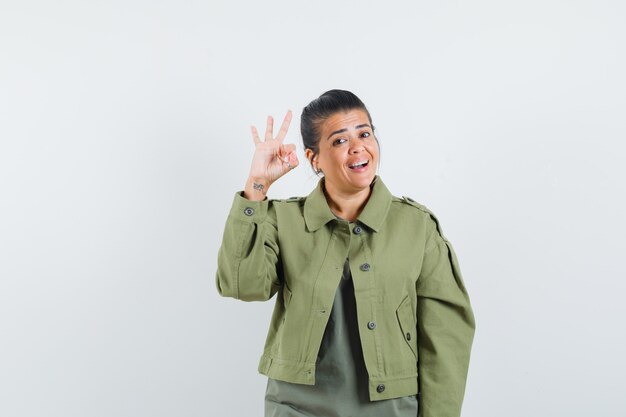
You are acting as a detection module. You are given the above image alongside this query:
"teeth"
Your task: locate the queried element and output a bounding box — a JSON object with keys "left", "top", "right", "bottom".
{"left": 349, "top": 160, "right": 368, "bottom": 167}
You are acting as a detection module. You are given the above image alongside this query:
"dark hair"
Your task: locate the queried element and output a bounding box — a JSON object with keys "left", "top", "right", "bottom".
{"left": 301, "top": 89, "right": 376, "bottom": 172}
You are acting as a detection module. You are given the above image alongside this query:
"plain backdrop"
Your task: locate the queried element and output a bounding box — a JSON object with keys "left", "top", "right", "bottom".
{"left": 1, "top": 1, "right": 625, "bottom": 416}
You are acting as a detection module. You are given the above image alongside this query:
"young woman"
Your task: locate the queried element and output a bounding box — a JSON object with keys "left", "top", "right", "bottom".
{"left": 216, "top": 90, "right": 475, "bottom": 417}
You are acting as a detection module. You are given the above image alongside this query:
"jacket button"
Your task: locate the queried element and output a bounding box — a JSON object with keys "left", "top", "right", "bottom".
{"left": 406, "top": 332, "right": 411, "bottom": 341}
{"left": 243, "top": 207, "right": 254, "bottom": 216}
{"left": 353, "top": 226, "right": 362, "bottom": 234}
{"left": 376, "top": 384, "right": 385, "bottom": 393}
{"left": 360, "top": 263, "right": 371, "bottom": 271}
{"left": 367, "top": 321, "right": 376, "bottom": 330}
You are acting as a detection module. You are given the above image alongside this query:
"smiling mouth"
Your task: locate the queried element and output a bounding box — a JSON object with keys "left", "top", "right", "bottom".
{"left": 348, "top": 160, "right": 369, "bottom": 170}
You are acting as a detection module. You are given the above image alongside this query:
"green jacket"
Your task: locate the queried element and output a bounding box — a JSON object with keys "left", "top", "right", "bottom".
{"left": 216, "top": 176, "right": 475, "bottom": 416}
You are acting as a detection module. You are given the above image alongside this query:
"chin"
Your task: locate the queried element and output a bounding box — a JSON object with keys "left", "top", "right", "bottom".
{"left": 350, "top": 175, "right": 375, "bottom": 190}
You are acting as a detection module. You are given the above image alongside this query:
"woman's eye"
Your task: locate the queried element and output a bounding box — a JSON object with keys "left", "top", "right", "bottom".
{"left": 333, "top": 138, "right": 347, "bottom": 146}
{"left": 361, "top": 132, "right": 370, "bottom": 138}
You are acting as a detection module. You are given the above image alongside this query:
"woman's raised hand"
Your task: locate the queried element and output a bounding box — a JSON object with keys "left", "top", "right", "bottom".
{"left": 244, "top": 110, "right": 299, "bottom": 200}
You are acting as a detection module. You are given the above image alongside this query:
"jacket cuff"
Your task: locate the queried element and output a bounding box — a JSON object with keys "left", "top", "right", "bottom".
{"left": 228, "top": 191, "right": 269, "bottom": 223}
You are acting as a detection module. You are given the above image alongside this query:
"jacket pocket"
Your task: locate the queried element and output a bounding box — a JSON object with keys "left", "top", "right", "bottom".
{"left": 396, "top": 295, "right": 418, "bottom": 360}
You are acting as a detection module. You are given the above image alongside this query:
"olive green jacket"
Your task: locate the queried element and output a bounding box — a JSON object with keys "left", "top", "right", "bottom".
{"left": 216, "top": 176, "right": 475, "bottom": 416}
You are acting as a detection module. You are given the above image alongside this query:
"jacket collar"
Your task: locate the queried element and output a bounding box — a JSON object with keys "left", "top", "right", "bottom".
{"left": 303, "top": 175, "right": 392, "bottom": 233}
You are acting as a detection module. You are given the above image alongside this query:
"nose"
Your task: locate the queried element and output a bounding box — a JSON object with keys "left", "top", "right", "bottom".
{"left": 349, "top": 139, "right": 365, "bottom": 154}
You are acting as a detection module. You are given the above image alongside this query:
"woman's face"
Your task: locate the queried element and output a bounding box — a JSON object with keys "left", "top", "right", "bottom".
{"left": 307, "top": 109, "right": 379, "bottom": 195}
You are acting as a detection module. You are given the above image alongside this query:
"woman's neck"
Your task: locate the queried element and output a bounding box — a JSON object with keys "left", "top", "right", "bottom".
{"left": 322, "top": 180, "right": 373, "bottom": 222}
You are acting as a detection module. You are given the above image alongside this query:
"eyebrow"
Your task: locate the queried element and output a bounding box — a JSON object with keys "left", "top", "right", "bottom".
{"left": 326, "top": 124, "right": 371, "bottom": 140}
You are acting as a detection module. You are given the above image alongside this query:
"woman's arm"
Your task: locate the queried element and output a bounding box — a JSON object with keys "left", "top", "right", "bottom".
{"left": 215, "top": 111, "right": 298, "bottom": 301}
{"left": 416, "top": 215, "right": 476, "bottom": 417}
{"left": 216, "top": 193, "right": 280, "bottom": 301}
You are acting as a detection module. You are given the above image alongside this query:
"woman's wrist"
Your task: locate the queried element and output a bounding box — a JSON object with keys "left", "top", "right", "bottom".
{"left": 243, "top": 176, "right": 271, "bottom": 201}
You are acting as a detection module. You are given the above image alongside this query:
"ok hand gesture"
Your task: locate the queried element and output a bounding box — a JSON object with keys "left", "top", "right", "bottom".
{"left": 244, "top": 110, "right": 299, "bottom": 200}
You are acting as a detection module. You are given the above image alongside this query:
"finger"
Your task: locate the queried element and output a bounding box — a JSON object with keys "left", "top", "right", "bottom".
{"left": 264, "top": 115, "right": 274, "bottom": 141}
{"left": 279, "top": 143, "right": 296, "bottom": 155}
{"left": 278, "top": 144, "right": 298, "bottom": 167}
{"left": 277, "top": 144, "right": 295, "bottom": 163}
{"left": 275, "top": 110, "right": 293, "bottom": 143}
{"left": 282, "top": 152, "right": 299, "bottom": 170}
{"left": 287, "top": 152, "right": 299, "bottom": 167}
{"left": 250, "top": 126, "right": 261, "bottom": 145}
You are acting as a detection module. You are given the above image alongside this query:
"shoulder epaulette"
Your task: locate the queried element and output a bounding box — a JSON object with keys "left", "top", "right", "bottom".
{"left": 401, "top": 196, "right": 447, "bottom": 241}
{"left": 401, "top": 195, "right": 432, "bottom": 214}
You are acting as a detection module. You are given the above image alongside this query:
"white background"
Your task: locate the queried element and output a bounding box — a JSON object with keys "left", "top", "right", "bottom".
{"left": 1, "top": 1, "right": 625, "bottom": 416}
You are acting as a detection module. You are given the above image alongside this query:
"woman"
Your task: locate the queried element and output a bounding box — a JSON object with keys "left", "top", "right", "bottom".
{"left": 216, "top": 90, "right": 475, "bottom": 417}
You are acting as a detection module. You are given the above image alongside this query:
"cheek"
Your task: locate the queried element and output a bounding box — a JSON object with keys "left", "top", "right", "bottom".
{"left": 322, "top": 148, "right": 345, "bottom": 166}
{"left": 366, "top": 143, "right": 379, "bottom": 158}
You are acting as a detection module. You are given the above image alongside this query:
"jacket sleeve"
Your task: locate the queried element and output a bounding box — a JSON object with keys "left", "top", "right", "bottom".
{"left": 416, "top": 215, "right": 475, "bottom": 417}
{"left": 215, "top": 191, "right": 281, "bottom": 301}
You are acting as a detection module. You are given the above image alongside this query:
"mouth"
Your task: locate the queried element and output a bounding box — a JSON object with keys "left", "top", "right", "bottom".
{"left": 348, "top": 159, "right": 369, "bottom": 171}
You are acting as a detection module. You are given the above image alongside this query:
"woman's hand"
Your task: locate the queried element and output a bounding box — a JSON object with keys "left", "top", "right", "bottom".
{"left": 244, "top": 110, "right": 299, "bottom": 200}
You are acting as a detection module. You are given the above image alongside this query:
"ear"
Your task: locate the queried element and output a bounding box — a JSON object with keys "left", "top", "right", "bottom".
{"left": 305, "top": 148, "right": 317, "bottom": 165}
